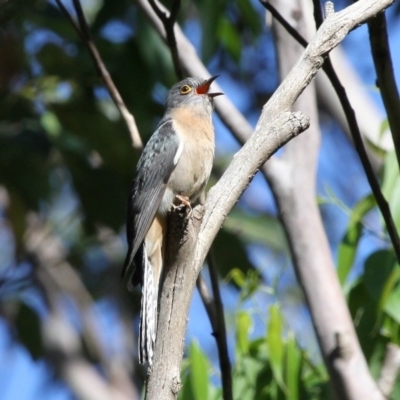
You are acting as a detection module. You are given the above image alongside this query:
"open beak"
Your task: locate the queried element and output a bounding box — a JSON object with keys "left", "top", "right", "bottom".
{"left": 196, "top": 75, "right": 224, "bottom": 98}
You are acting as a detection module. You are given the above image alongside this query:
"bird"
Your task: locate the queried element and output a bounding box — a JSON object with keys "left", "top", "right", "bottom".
{"left": 122, "top": 76, "right": 223, "bottom": 366}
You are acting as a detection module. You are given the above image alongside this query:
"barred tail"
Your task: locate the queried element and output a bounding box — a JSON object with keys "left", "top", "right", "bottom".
{"left": 138, "top": 244, "right": 159, "bottom": 366}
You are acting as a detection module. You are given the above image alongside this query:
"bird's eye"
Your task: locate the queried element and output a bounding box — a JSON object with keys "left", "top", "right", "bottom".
{"left": 179, "top": 84, "right": 192, "bottom": 95}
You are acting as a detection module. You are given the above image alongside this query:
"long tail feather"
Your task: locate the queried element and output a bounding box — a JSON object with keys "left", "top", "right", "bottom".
{"left": 138, "top": 245, "right": 159, "bottom": 366}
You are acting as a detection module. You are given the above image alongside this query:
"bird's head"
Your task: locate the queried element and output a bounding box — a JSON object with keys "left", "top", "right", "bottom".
{"left": 165, "top": 76, "right": 223, "bottom": 112}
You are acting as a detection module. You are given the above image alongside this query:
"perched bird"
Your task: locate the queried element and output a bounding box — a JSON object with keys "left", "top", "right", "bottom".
{"left": 122, "top": 76, "right": 222, "bottom": 365}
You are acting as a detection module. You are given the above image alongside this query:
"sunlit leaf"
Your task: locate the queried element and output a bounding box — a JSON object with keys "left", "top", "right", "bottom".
{"left": 189, "top": 341, "right": 209, "bottom": 400}
{"left": 218, "top": 18, "right": 241, "bottom": 61}
{"left": 378, "top": 265, "right": 400, "bottom": 321}
{"left": 285, "top": 334, "right": 301, "bottom": 400}
{"left": 267, "top": 304, "right": 285, "bottom": 389}
{"left": 364, "top": 250, "right": 397, "bottom": 302}
{"left": 213, "top": 228, "right": 258, "bottom": 281}
{"left": 229, "top": 268, "right": 246, "bottom": 288}
{"left": 179, "top": 364, "right": 195, "bottom": 400}
{"left": 382, "top": 150, "right": 400, "bottom": 231}
{"left": 337, "top": 194, "right": 375, "bottom": 287}
{"left": 196, "top": 0, "right": 225, "bottom": 61}
{"left": 385, "top": 284, "right": 400, "bottom": 325}
{"left": 224, "top": 209, "right": 288, "bottom": 253}
{"left": 379, "top": 119, "right": 389, "bottom": 139}
{"left": 237, "top": 311, "right": 252, "bottom": 355}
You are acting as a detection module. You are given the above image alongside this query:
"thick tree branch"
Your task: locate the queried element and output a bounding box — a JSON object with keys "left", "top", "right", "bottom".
{"left": 368, "top": 12, "right": 400, "bottom": 169}
{"left": 55, "top": 0, "right": 143, "bottom": 150}
{"left": 145, "top": 205, "right": 205, "bottom": 400}
{"left": 148, "top": 0, "right": 183, "bottom": 80}
{"left": 261, "top": 0, "right": 400, "bottom": 269}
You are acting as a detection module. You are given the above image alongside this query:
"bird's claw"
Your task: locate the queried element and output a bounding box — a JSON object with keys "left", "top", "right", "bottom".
{"left": 175, "top": 195, "right": 192, "bottom": 210}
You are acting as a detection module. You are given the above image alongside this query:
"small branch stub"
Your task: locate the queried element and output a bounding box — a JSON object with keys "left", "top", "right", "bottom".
{"left": 324, "top": 1, "right": 335, "bottom": 18}
{"left": 334, "top": 331, "right": 353, "bottom": 361}
{"left": 171, "top": 372, "right": 182, "bottom": 395}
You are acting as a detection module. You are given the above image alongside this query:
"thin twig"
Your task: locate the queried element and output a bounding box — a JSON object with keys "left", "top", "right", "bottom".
{"left": 368, "top": 12, "right": 400, "bottom": 171}
{"left": 206, "top": 252, "right": 233, "bottom": 400}
{"left": 260, "top": 0, "right": 400, "bottom": 273}
{"left": 312, "top": 0, "right": 323, "bottom": 29}
{"left": 262, "top": 1, "right": 307, "bottom": 46}
{"left": 54, "top": 0, "right": 85, "bottom": 40}
{"left": 54, "top": 0, "right": 143, "bottom": 150}
{"left": 148, "top": 0, "right": 184, "bottom": 80}
{"left": 71, "top": 0, "right": 92, "bottom": 39}
{"left": 196, "top": 273, "right": 217, "bottom": 325}
{"left": 196, "top": 259, "right": 233, "bottom": 400}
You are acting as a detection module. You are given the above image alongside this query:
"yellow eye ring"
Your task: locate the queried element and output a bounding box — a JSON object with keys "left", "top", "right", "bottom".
{"left": 179, "top": 84, "right": 192, "bottom": 95}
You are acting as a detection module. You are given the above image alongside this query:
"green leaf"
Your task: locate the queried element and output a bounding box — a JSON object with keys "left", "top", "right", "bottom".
{"left": 189, "top": 341, "right": 209, "bottom": 400}
{"left": 385, "top": 284, "right": 400, "bottom": 325}
{"left": 285, "top": 334, "right": 301, "bottom": 400}
{"left": 368, "top": 338, "right": 389, "bottom": 379}
{"left": 196, "top": 0, "right": 225, "bottom": 62}
{"left": 209, "top": 386, "right": 222, "bottom": 400}
{"left": 234, "top": 356, "right": 264, "bottom": 400}
{"left": 229, "top": 268, "right": 246, "bottom": 288}
{"left": 218, "top": 17, "right": 241, "bottom": 61}
{"left": 379, "top": 119, "right": 389, "bottom": 139}
{"left": 348, "top": 281, "right": 376, "bottom": 357}
{"left": 237, "top": 311, "right": 252, "bottom": 355}
{"left": 15, "top": 303, "right": 43, "bottom": 360}
{"left": 378, "top": 265, "right": 400, "bottom": 320}
{"left": 382, "top": 150, "right": 400, "bottom": 231}
{"left": 337, "top": 194, "right": 375, "bottom": 286}
{"left": 364, "top": 250, "right": 397, "bottom": 302}
{"left": 213, "top": 228, "right": 258, "bottom": 282}
{"left": 41, "top": 111, "right": 62, "bottom": 137}
{"left": 224, "top": 209, "right": 288, "bottom": 253}
{"left": 179, "top": 366, "right": 195, "bottom": 400}
{"left": 267, "top": 304, "right": 285, "bottom": 389}
{"left": 233, "top": 373, "right": 252, "bottom": 400}
{"left": 237, "top": 0, "right": 262, "bottom": 37}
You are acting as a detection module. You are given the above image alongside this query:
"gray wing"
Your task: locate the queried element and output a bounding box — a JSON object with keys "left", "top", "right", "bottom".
{"left": 122, "top": 118, "right": 180, "bottom": 280}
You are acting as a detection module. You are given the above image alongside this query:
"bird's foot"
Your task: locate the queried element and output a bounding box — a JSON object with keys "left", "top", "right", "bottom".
{"left": 175, "top": 195, "right": 192, "bottom": 210}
